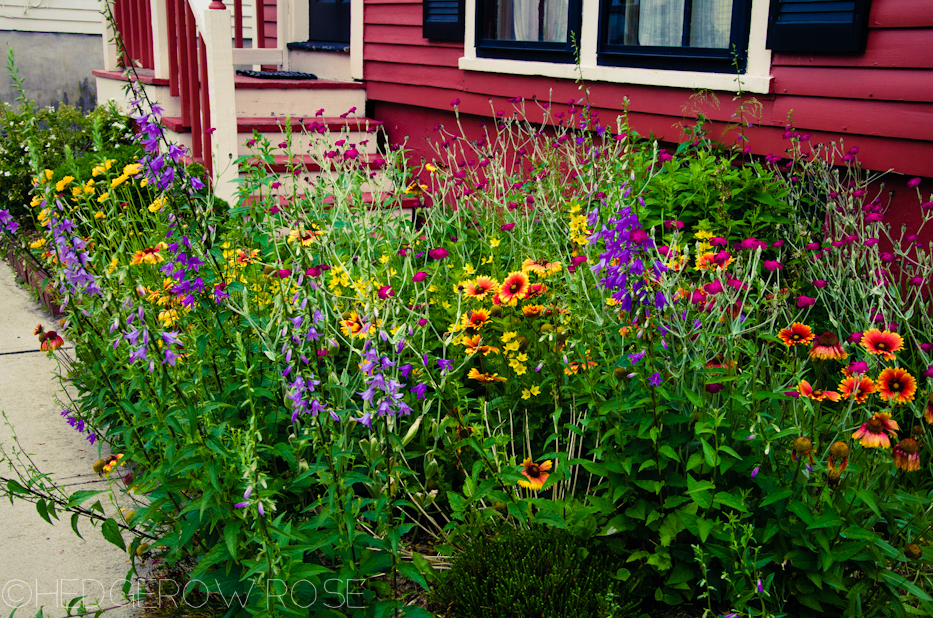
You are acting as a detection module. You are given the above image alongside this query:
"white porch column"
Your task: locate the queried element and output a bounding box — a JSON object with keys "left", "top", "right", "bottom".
{"left": 150, "top": 0, "right": 172, "bottom": 79}
{"left": 201, "top": 2, "right": 241, "bottom": 204}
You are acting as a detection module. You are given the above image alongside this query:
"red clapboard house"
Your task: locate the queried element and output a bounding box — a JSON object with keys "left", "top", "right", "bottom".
{"left": 94, "top": 0, "right": 932, "bottom": 213}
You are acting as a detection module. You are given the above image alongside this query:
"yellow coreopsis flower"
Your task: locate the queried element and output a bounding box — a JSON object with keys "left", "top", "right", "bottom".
{"left": 55, "top": 176, "right": 75, "bottom": 192}
{"left": 30, "top": 238, "right": 46, "bottom": 249}
{"left": 30, "top": 196, "right": 43, "bottom": 207}
{"left": 94, "top": 211, "right": 105, "bottom": 220}
{"left": 44, "top": 169, "right": 53, "bottom": 181}
{"left": 84, "top": 179, "right": 95, "bottom": 193}
{"left": 140, "top": 178, "right": 148, "bottom": 187}
{"left": 107, "top": 257, "right": 118, "bottom": 273}
{"left": 501, "top": 331, "right": 517, "bottom": 343}
{"left": 97, "top": 192, "right": 109, "bottom": 203}
{"left": 462, "top": 263, "right": 476, "bottom": 277}
{"left": 111, "top": 174, "right": 128, "bottom": 189}
{"left": 123, "top": 163, "right": 142, "bottom": 176}
{"left": 490, "top": 238, "right": 501, "bottom": 248}
{"left": 148, "top": 196, "right": 166, "bottom": 213}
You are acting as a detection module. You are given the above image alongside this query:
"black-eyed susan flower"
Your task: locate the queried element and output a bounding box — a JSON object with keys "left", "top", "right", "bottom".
{"left": 853, "top": 412, "right": 899, "bottom": 448}
{"left": 893, "top": 438, "right": 920, "bottom": 471}
{"left": 861, "top": 329, "right": 903, "bottom": 360}
{"left": 809, "top": 332, "right": 847, "bottom": 361}
{"left": 463, "top": 276, "right": 498, "bottom": 300}
{"left": 797, "top": 379, "right": 840, "bottom": 402}
{"left": 499, "top": 271, "right": 530, "bottom": 304}
{"left": 779, "top": 323, "right": 815, "bottom": 347}
{"left": 838, "top": 376, "right": 875, "bottom": 403}
{"left": 828, "top": 441, "right": 849, "bottom": 473}
{"left": 518, "top": 457, "right": 552, "bottom": 491}
{"left": 876, "top": 367, "right": 917, "bottom": 404}
{"left": 467, "top": 368, "right": 506, "bottom": 383}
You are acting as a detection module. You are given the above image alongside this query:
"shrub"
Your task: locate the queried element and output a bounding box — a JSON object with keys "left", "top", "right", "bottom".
{"left": 432, "top": 526, "right": 637, "bottom": 618}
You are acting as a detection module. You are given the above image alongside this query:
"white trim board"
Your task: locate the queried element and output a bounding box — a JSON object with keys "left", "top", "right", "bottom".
{"left": 460, "top": 0, "right": 773, "bottom": 95}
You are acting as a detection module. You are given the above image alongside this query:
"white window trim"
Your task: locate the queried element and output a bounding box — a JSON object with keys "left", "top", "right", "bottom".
{"left": 460, "top": 0, "right": 772, "bottom": 94}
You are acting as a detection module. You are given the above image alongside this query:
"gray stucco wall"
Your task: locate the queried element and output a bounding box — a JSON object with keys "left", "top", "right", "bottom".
{"left": 0, "top": 31, "right": 101, "bottom": 112}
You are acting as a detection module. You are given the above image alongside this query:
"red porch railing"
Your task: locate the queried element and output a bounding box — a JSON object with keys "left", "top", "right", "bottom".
{"left": 114, "top": 0, "right": 155, "bottom": 69}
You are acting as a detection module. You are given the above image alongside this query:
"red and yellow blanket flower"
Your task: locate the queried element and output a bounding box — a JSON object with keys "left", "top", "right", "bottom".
{"left": 130, "top": 242, "right": 168, "bottom": 266}
{"left": 463, "top": 276, "right": 498, "bottom": 300}
{"left": 499, "top": 271, "right": 530, "bottom": 304}
{"left": 893, "top": 438, "right": 921, "bottom": 472}
{"left": 852, "top": 412, "right": 899, "bottom": 448}
{"left": 797, "top": 379, "right": 840, "bottom": 402}
{"left": 466, "top": 368, "right": 507, "bottom": 383}
{"left": 522, "top": 258, "right": 562, "bottom": 277}
{"left": 809, "top": 332, "right": 847, "bottom": 361}
{"left": 518, "top": 457, "right": 552, "bottom": 491}
{"left": 876, "top": 367, "right": 917, "bottom": 404}
{"left": 838, "top": 376, "right": 875, "bottom": 404}
{"left": 779, "top": 323, "right": 815, "bottom": 347}
{"left": 861, "top": 329, "right": 903, "bottom": 360}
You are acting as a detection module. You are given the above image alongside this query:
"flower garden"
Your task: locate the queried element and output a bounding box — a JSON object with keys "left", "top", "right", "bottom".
{"left": 2, "top": 53, "right": 933, "bottom": 618}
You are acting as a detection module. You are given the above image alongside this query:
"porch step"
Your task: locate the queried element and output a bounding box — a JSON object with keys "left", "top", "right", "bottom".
{"left": 287, "top": 43, "right": 352, "bottom": 82}
{"left": 233, "top": 74, "right": 364, "bottom": 118}
{"left": 246, "top": 153, "right": 393, "bottom": 194}
{"left": 93, "top": 68, "right": 180, "bottom": 117}
{"left": 93, "top": 69, "right": 364, "bottom": 120}
{"left": 159, "top": 116, "right": 383, "bottom": 157}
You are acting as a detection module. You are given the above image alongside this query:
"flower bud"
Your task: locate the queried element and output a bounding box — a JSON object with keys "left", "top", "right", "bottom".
{"left": 136, "top": 543, "right": 150, "bottom": 557}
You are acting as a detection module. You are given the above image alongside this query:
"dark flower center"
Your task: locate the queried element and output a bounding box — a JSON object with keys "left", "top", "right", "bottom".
{"left": 876, "top": 342, "right": 887, "bottom": 350}
{"left": 526, "top": 465, "right": 541, "bottom": 478}
{"left": 891, "top": 381, "right": 901, "bottom": 391}
{"left": 509, "top": 283, "right": 521, "bottom": 293}
{"left": 817, "top": 332, "right": 839, "bottom": 346}
{"left": 867, "top": 418, "right": 883, "bottom": 432}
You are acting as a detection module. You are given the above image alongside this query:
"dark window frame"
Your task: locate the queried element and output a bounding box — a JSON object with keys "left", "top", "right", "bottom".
{"left": 597, "top": 0, "right": 754, "bottom": 72}
{"left": 475, "top": 0, "right": 584, "bottom": 63}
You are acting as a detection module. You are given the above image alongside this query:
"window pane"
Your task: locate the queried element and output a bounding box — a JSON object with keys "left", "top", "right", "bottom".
{"left": 689, "top": 0, "right": 733, "bottom": 49}
{"left": 604, "top": 0, "right": 733, "bottom": 49}
{"left": 483, "top": 0, "right": 569, "bottom": 43}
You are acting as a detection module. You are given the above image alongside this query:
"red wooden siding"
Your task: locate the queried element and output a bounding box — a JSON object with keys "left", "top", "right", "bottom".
{"left": 362, "top": 0, "right": 933, "bottom": 178}
{"left": 262, "top": 0, "right": 277, "bottom": 48}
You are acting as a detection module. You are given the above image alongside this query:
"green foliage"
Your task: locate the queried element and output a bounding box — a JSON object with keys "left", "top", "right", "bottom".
{"left": 432, "top": 525, "right": 638, "bottom": 618}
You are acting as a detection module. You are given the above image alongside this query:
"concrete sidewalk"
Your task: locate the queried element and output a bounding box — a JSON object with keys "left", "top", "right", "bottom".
{"left": 0, "top": 260, "right": 140, "bottom": 618}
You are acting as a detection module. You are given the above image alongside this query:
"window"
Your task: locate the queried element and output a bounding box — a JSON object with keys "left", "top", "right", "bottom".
{"left": 599, "top": 0, "right": 752, "bottom": 71}
{"left": 453, "top": 0, "right": 775, "bottom": 93}
{"left": 475, "top": 0, "right": 583, "bottom": 62}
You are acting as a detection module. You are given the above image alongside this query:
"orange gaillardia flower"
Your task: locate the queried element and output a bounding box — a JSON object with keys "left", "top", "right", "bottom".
{"left": 463, "top": 308, "right": 491, "bottom": 330}
{"left": 40, "top": 330, "right": 64, "bottom": 351}
{"left": 853, "top": 412, "right": 899, "bottom": 448}
{"left": 499, "top": 271, "right": 530, "bottom": 304}
{"left": 130, "top": 242, "right": 168, "bottom": 266}
{"left": 526, "top": 283, "right": 547, "bottom": 299}
{"left": 287, "top": 228, "right": 324, "bottom": 246}
{"left": 828, "top": 441, "right": 849, "bottom": 474}
{"left": 809, "top": 332, "right": 847, "bottom": 361}
{"left": 838, "top": 376, "right": 875, "bottom": 404}
{"left": 521, "top": 304, "right": 545, "bottom": 319}
{"left": 925, "top": 394, "right": 933, "bottom": 424}
{"left": 461, "top": 335, "right": 498, "bottom": 356}
{"left": 466, "top": 368, "right": 506, "bottom": 383}
{"left": 522, "top": 258, "right": 562, "bottom": 277}
{"left": 518, "top": 457, "right": 552, "bottom": 491}
{"left": 797, "top": 379, "right": 841, "bottom": 402}
{"left": 876, "top": 367, "right": 917, "bottom": 405}
{"left": 339, "top": 311, "right": 364, "bottom": 339}
{"left": 779, "top": 323, "right": 816, "bottom": 347}
{"left": 893, "top": 438, "right": 921, "bottom": 472}
{"left": 463, "top": 276, "right": 498, "bottom": 300}
{"left": 861, "top": 329, "right": 903, "bottom": 360}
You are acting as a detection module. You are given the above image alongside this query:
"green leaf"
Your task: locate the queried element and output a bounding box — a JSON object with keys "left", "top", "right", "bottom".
{"left": 856, "top": 489, "right": 881, "bottom": 518}
{"left": 67, "top": 490, "right": 105, "bottom": 507}
{"left": 397, "top": 562, "right": 429, "bottom": 591}
{"left": 714, "top": 491, "right": 747, "bottom": 512}
{"left": 402, "top": 608, "right": 436, "bottom": 618}
{"left": 6, "top": 479, "right": 28, "bottom": 495}
{"left": 224, "top": 521, "right": 240, "bottom": 561}
{"left": 659, "top": 514, "right": 685, "bottom": 547}
{"left": 701, "top": 439, "right": 718, "bottom": 467}
{"left": 788, "top": 501, "right": 815, "bottom": 526}
{"left": 71, "top": 512, "right": 83, "bottom": 540}
{"left": 101, "top": 518, "right": 126, "bottom": 552}
{"left": 36, "top": 499, "right": 52, "bottom": 524}
{"left": 880, "top": 570, "right": 933, "bottom": 602}
{"left": 760, "top": 488, "right": 792, "bottom": 507}
{"left": 658, "top": 444, "right": 681, "bottom": 462}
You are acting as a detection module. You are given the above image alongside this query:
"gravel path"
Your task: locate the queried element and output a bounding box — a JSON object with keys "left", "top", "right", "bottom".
{"left": 0, "top": 260, "right": 141, "bottom": 618}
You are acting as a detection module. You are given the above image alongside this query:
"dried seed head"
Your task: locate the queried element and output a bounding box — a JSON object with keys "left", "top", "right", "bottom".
{"left": 793, "top": 436, "right": 813, "bottom": 454}
{"left": 905, "top": 544, "right": 923, "bottom": 561}
{"left": 829, "top": 441, "right": 849, "bottom": 459}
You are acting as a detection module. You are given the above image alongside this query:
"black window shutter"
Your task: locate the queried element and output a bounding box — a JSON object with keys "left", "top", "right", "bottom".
{"left": 423, "top": 0, "right": 464, "bottom": 40}
{"left": 767, "top": 0, "right": 872, "bottom": 53}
